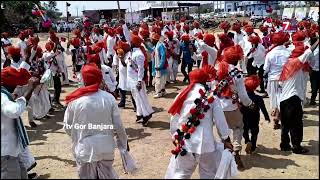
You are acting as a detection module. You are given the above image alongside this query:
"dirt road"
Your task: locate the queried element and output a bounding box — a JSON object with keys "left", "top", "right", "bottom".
{"left": 14, "top": 32, "right": 319, "bottom": 179}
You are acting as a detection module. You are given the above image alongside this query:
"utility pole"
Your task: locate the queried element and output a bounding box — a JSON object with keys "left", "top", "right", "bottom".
{"left": 117, "top": 1, "right": 121, "bottom": 20}
{"left": 76, "top": 6, "right": 79, "bottom": 17}
{"left": 130, "top": 1, "right": 133, "bottom": 24}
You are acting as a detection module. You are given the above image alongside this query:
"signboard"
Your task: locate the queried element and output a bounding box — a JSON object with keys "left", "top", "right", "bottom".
{"left": 295, "top": 7, "right": 308, "bottom": 21}
{"left": 282, "top": 8, "right": 294, "bottom": 19}
{"left": 308, "top": 7, "right": 319, "bottom": 22}
{"left": 282, "top": 19, "right": 298, "bottom": 33}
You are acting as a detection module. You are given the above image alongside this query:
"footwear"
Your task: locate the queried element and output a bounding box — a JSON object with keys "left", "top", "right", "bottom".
{"left": 136, "top": 115, "right": 143, "bottom": 123}
{"left": 292, "top": 146, "right": 309, "bottom": 154}
{"left": 161, "top": 90, "right": 167, "bottom": 96}
{"left": 28, "top": 172, "right": 38, "bottom": 179}
{"left": 234, "top": 152, "right": 245, "bottom": 171}
{"left": 273, "top": 123, "right": 281, "bottom": 130}
{"left": 261, "top": 93, "right": 268, "bottom": 98}
{"left": 309, "top": 101, "right": 316, "bottom": 106}
{"left": 153, "top": 93, "right": 162, "bottom": 98}
{"left": 280, "top": 145, "right": 292, "bottom": 151}
{"left": 118, "top": 103, "right": 125, "bottom": 108}
{"left": 245, "top": 142, "right": 252, "bottom": 154}
{"left": 142, "top": 114, "right": 152, "bottom": 127}
{"left": 29, "top": 122, "right": 37, "bottom": 128}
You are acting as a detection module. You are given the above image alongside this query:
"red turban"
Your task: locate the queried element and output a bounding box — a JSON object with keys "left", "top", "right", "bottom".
{"left": 108, "top": 28, "right": 115, "bottom": 36}
{"left": 140, "top": 29, "right": 150, "bottom": 39}
{"left": 7, "top": 46, "right": 21, "bottom": 58}
{"left": 180, "top": 18, "right": 186, "bottom": 23}
{"left": 73, "top": 29, "right": 81, "bottom": 37}
{"left": 259, "top": 25, "right": 268, "bottom": 33}
{"left": 165, "top": 31, "right": 174, "bottom": 39}
{"left": 115, "top": 40, "right": 131, "bottom": 53}
{"left": 292, "top": 31, "right": 306, "bottom": 42}
{"left": 181, "top": 34, "right": 190, "bottom": 42}
{"left": 131, "top": 34, "right": 143, "bottom": 47}
{"left": 159, "top": 21, "right": 164, "bottom": 29}
{"left": 219, "top": 21, "right": 231, "bottom": 30}
{"left": 183, "top": 25, "right": 189, "bottom": 31}
{"left": 86, "top": 53, "right": 101, "bottom": 64}
{"left": 270, "top": 31, "right": 290, "bottom": 45}
{"left": 141, "top": 23, "right": 148, "bottom": 30}
{"left": 1, "top": 67, "right": 31, "bottom": 88}
{"left": 223, "top": 45, "right": 243, "bottom": 64}
{"left": 204, "top": 33, "right": 215, "bottom": 47}
{"left": 172, "top": 20, "right": 176, "bottom": 25}
{"left": 151, "top": 33, "right": 161, "bottom": 41}
{"left": 116, "top": 26, "right": 124, "bottom": 35}
{"left": 166, "top": 21, "right": 171, "bottom": 26}
{"left": 28, "top": 36, "right": 40, "bottom": 46}
{"left": 232, "top": 23, "right": 241, "bottom": 33}
{"left": 35, "top": 47, "right": 43, "bottom": 58}
{"left": 95, "top": 40, "right": 105, "bottom": 49}
{"left": 176, "top": 24, "right": 181, "bottom": 30}
{"left": 152, "top": 26, "right": 161, "bottom": 35}
{"left": 168, "top": 68, "right": 209, "bottom": 115}
{"left": 273, "top": 19, "right": 282, "bottom": 26}
{"left": 132, "top": 29, "right": 139, "bottom": 36}
{"left": 45, "top": 41, "right": 54, "bottom": 51}
{"left": 93, "top": 27, "right": 100, "bottom": 33}
{"left": 244, "top": 25, "right": 254, "bottom": 34}
{"left": 245, "top": 75, "right": 260, "bottom": 92}
{"left": 92, "top": 45, "right": 102, "bottom": 53}
{"left": 242, "top": 21, "right": 249, "bottom": 27}
{"left": 65, "top": 64, "right": 103, "bottom": 104}
{"left": 70, "top": 38, "right": 81, "bottom": 47}
{"left": 193, "top": 21, "right": 200, "bottom": 28}
{"left": 248, "top": 35, "right": 261, "bottom": 44}
{"left": 218, "top": 33, "right": 235, "bottom": 53}
{"left": 18, "top": 31, "right": 26, "bottom": 39}
{"left": 196, "top": 32, "right": 203, "bottom": 40}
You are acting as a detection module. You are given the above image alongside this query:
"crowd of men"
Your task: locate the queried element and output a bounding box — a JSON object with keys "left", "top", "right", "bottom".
{"left": 1, "top": 15, "right": 319, "bottom": 179}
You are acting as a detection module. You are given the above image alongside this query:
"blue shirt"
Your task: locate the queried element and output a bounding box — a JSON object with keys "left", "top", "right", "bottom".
{"left": 180, "top": 41, "right": 193, "bottom": 64}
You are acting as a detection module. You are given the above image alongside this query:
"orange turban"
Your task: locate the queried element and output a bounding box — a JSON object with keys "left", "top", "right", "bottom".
{"left": 151, "top": 32, "right": 161, "bottom": 41}
{"left": 65, "top": 64, "right": 102, "bottom": 104}
{"left": 181, "top": 34, "right": 190, "bottom": 42}
{"left": 248, "top": 35, "right": 261, "bottom": 44}
{"left": 141, "top": 23, "right": 149, "bottom": 30}
{"left": 86, "top": 53, "right": 101, "bottom": 64}
{"left": 270, "top": 31, "right": 290, "bottom": 45}
{"left": 193, "top": 21, "right": 200, "bottom": 28}
{"left": 259, "top": 25, "right": 268, "bottom": 33}
{"left": 165, "top": 31, "right": 174, "bottom": 39}
{"left": 140, "top": 29, "right": 150, "bottom": 39}
{"left": 8, "top": 46, "right": 21, "bottom": 58}
{"left": 244, "top": 25, "right": 254, "bottom": 34}
{"left": 204, "top": 33, "right": 215, "bottom": 47}
{"left": 131, "top": 34, "right": 143, "bottom": 47}
{"left": 219, "top": 21, "right": 231, "bottom": 30}
{"left": 117, "top": 48, "right": 125, "bottom": 57}
{"left": 116, "top": 26, "right": 124, "bottom": 35}
{"left": 232, "top": 23, "right": 241, "bottom": 33}
{"left": 1, "top": 67, "right": 31, "bottom": 88}
{"left": 115, "top": 40, "right": 131, "bottom": 53}
{"left": 45, "top": 41, "right": 55, "bottom": 51}
{"left": 245, "top": 75, "right": 261, "bottom": 92}
{"left": 223, "top": 45, "right": 243, "bottom": 64}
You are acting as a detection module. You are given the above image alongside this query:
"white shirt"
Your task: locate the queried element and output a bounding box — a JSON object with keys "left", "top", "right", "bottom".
{"left": 17, "top": 40, "right": 27, "bottom": 59}
{"left": 106, "top": 35, "right": 116, "bottom": 58}
{"left": 1, "top": 38, "right": 12, "bottom": 47}
{"left": 1, "top": 93, "right": 26, "bottom": 157}
{"left": 191, "top": 28, "right": 202, "bottom": 37}
{"left": 310, "top": 45, "right": 319, "bottom": 71}
{"left": 126, "top": 48, "right": 145, "bottom": 89}
{"left": 170, "top": 83, "right": 231, "bottom": 154}
{"left": 215, "top": 64, "right": 252, "bottom": 111}
{"left": 280, "top": 49, "right": 313, "bottom": 102}
{"left": 264, "top": 45, "right": 291, "bottom": 81}
{"left": 252, "top": 44, "right": 266, "bottom": 68}
{"left": 63, "top": 90, "right": 128, "bottom": 164}
{"left": 101, "top": 65, "right": 117, "bottom": 92}
{"left": 197, "top": 40, "right": 218, "bottom": 66}
{"left": 113, "top": 52, "right": 130, "bottom": 91}
{"left": 233, "top": 32, "right": 245, "bottom": 47}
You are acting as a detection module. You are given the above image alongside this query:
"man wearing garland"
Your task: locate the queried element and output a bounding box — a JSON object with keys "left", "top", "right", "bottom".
{"left": 165, "top": 66, "right": 233, "bottom": 179}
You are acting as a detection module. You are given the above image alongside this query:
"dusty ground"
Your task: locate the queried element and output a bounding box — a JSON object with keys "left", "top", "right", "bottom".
{"left": 13, "top": 31, "right": 319, "bottom": 179}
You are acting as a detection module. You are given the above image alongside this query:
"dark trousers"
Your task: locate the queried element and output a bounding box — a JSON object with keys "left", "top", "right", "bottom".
{"left": 181, "top": 62, "right": 193, "bottom": 82}
{"left": 53, "top": 75, "right": 62, "bottom": 103}
{"left": 243, "top": 115, "right": 259, "bottom": 151}
{"left": 148, "top": 61, "right": 153, "bottom": 86}
{"left": 280, "top": 95, "right": 303, "bottom": 149}
{"left": 197, "top": 60, "right": 201, "bottom": 68}
{"left": 119, "top": 89, "right": 136, "bottom": 110}
{"left": 258, "top": 65, "right": 265, "bottom": 92}
{"left": 247, "top": 58, "right": 256, "bottom": 75}
{"left": 310, "top": 70, "right": 320, "bottom": 102}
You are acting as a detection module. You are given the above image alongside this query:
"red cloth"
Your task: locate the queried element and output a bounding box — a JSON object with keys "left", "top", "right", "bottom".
{"left": 152, "top": 26, "right": 161, "bottom": 35}
{"left": 193, "top": 21, "right": 200, "bottom": 28}
{"left": 140, "top": 29, "right": 150, "bottom": 39}
{"left": 151, "top": 33, "right": 161, "bottom": 41}
{"left": 130, "top": 35, "right": 149, "bottom": 75}
{"left": 259, "top": 25, "right": 268, "bottom": 33}
{"left": 1, "top": 67, "right": 31, "bottom": 88}
{"left": 168, "top": 68, "right": 209, "bottom": 115}
{"left": 18, "top": 31, "right": 26, "bottom": 40}
{"left": 223, "top": 45, "right": 243, "bottom": 65}
{"left": 244, "top": 25, "right": 254, "bottom": 34}
{"left": 232, "top": 23, "right": 241, "bottom": 33}
{"left": 270, "top": 31, "right": 289, "bottom": 45}
{"left": 245, "top": 75, "right": 260, "bottom": 92}
{"left": 292, "top": 31, "right": 306, "bottom": 42}
{"left": 116, "top": 26, "right": 124, "bottom": 35}
{"left": 108, "top": 28, "right": 115, "bottom": 36}
{"left": 216, "top": 61, "right": 233, "bottom": 97}
{"left": 73, "top": 29, "right": 81, "bottom": 37}
{"left": 176, "top": 24, "right": 181, "bottom": 30}
{"left": 218, "top": 33, "right": 234, "bottom": 56}
{"left": 141, "top": 23, "right": 148, "bottom": 30}
{"left": 204, "top": 33, "right": 215, "bottom": 47}
{"left": 181, "top": 34, "right": 190, "bottom": 42}
{"left": 183, "top": 25, "right": 189, "bottom": 32}
{"left": 248, "top": 35, "right": 261, "bottom": 44}
{"left": 95, "top": 40, "right": 105, "bottom": 49}
{"left": 196, "top": 32, "right": 203, "bottom": 40}
{"left": 165, "top": 31, "right": 174, "bottom": 39}
{"left": 86, "top": 53, "right": 101, "bottom": 65}
{"left": 202, "top": 51, "right": 208, "bottom": 67}
{"left": 65, "top": 64, "right": 103, "bottom": 104}
{"left": 70, "top": 38, "right": 81, "bottom": 47}
{"left": 45, "top": 41, "right": 54, "bottom": 51}
{"left": 7, "top": 46, "right": 21, "bottom": 58}
{"left": 115, "top": 40, "right": 131, "bottom": 53}
{"left": 219, "top": 21, "right": 231, "bottom": 30}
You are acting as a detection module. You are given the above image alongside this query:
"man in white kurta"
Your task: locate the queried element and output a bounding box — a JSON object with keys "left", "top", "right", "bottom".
{"left": 165, "top": 68, "right": 234, "bottom": 179}
{"left": 128, "top": 43, "right": 154, "bottom": 126}
{"left": 64, "top": 64, "right": 136, "bottom": 179}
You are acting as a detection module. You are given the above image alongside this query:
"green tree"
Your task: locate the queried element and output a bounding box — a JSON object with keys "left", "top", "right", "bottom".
{"left": 42, "top": 1, "right": 62, "bottom": 21}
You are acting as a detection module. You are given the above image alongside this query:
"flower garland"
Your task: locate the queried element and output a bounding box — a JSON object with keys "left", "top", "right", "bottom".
{"left": 171, "top": 84, "right": 215, "bottom": 158}
{"left": 213, "top": 68, "right": 242, "bottom": 104}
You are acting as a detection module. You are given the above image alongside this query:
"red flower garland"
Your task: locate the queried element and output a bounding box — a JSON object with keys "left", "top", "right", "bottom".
{"left": 171, "top": 86, "right": 215, "bottom": 157}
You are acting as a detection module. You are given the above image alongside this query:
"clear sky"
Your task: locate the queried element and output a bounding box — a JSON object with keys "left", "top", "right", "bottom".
{"left": 54, "top": 1, "right": 210, "bottom": 17}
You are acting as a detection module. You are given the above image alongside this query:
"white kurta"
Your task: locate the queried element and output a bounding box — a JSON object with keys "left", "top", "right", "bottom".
{"left": 128, "top": 48, "right": 154, "bottom": 117}
{"left": 252, "top": 43, "right": 266, "bottom": 68}
{"left": 101, "top": 64, "right": 117, "bottom": 92}
{"left": 113, "top": 52, "right": 130, "bottom": 91}
{"left": 197, "top": 40, "right": 218, "bottom": 66}
{"left": 17, "top": 40, "right": 27, "bottom": 60}
{"left": 106, "top": 36, "right": 116, "bottom": 59}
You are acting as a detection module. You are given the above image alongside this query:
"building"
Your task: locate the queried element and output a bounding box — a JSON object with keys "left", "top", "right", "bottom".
{"left": 237, "top": 1, "right": 279, "bottom": 12}
{"left": 82, "top": 8, "right": 126, "bottom": 24}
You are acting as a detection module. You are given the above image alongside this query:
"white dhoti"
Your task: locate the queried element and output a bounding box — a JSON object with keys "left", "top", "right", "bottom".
{"left": 167, "top": 57, "right": 174, "bottom": 81}
{"left": 28, "top": 84, "right": 51, "bottom": 119}
{"left": 77, "top": 160, "right": 119, "bottom": 179}
{"left": 267, "top": 80, "right": 281, "bottom": 111}
{"left": 131, "top": 82, "right": 154, "bottom": 117}
{"left": 155, "top": 72, "right": 167, "bottom": 94}
{"left": 19, "top": 147, "right": 36, "bottom": 171}
{"left": 172, "top": 60, "right": 179, "bottom": 81}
